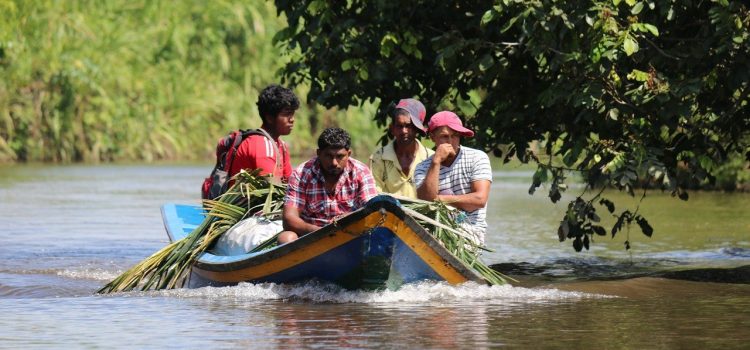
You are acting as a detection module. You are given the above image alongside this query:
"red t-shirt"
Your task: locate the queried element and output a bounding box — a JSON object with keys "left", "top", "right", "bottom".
{"left": 228, "top": 134, "right": 292, "bottom": 182}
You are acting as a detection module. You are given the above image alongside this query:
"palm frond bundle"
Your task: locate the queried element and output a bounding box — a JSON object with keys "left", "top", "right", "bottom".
{"left": 98, "top": 170, "right": 284, "bottom": 293}
{"left": 390, "top": 195, "right": 514, "bottom": 285}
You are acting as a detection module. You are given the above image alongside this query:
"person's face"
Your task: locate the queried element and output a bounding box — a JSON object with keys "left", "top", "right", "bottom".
{"left": 266, "top": 108, "right": 295, "bottom": 136}
{"left": 429, "top": 126, "right": 461, "bottom": 150}
{"left": 317, "top": 147, "right": 351, "bottom": 178}
{"left": 390, "top": 114, "right": 418, "bottom": 146}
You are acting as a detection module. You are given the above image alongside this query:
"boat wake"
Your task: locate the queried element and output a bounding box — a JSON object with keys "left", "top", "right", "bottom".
{"left": 151, "top": 280, "right": 609, "bottom": 303}
{"left": 58, "top": 267, "right": 122, "bottom": 281}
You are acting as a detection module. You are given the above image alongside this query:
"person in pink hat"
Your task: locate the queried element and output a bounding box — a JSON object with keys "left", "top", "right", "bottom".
{"left": 414, "top": 111, "right": 492, "bottom": 246}
{"left": 369, "top": 98, "right": 434, "bottom": 198}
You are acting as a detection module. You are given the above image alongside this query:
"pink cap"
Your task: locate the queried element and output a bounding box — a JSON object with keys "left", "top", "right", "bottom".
{"left": 427, "top": 111, "right": 474, "bottom": 137}
{"left": 395, "top": 98, "right": 426, "bottom": 132}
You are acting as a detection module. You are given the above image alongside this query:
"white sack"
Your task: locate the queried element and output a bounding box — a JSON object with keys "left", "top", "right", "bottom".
{"left": 212, "top": 216, "right": 283, "bottom": 256}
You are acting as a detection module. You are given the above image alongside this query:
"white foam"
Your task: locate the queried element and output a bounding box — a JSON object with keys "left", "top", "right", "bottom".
{"left": 151, "top": 280, "right": 607, "bottom": 303}
{"left": 58, "top": 268, "right": 123, "bottom": 281}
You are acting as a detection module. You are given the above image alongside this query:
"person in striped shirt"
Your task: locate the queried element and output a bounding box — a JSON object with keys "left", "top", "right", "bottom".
{"left": 414, "top": 111, "right": 493, "bottom": 246}
{"left": 279, "top": 127, "right": 379, "bottom": 244}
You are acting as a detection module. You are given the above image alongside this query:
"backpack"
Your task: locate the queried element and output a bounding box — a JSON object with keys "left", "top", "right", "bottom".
{"left": 201, "top": 128, "right": 279, "bottom": 200}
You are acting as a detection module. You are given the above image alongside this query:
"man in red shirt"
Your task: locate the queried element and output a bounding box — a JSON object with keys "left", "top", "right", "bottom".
{"left": 227, "top": 84, "right": 300, "bottom": 183}
{"left": 279, "top": 127, "right": 379, "bottom": 244}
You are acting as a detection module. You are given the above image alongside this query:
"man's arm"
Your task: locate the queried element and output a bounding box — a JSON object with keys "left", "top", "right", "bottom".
{"left": 282, "top": 205, "right": 321, "bottom": 236}
{"left": 416, "top": 161, "right": 441, "bottom": 201}
{"left": 368, "top": 152, "right": 385, "bottom": 193}
{"left": 281, "top": 163, "right": 321, "bottom": 236}
{"left": 436, "top": 179, "right": 491, "bottom": 212}
{"left": 417, "top": 143, "right": 455, "bottom": 201}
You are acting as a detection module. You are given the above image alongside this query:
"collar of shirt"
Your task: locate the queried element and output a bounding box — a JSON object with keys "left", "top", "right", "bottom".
{"left": 381, "top": 139, "right": 428, "bottom": 162}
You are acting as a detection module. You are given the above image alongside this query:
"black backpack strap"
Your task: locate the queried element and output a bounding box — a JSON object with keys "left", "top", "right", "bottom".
{"left": 224, "top": 130, "right": 250, "bottom": 181}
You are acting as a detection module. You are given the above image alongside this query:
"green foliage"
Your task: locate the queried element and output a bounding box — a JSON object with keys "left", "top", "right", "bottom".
{"left": 274, "top": 0, "right": 749, "bottom": 251}
{"left": 0, "top": 1, "right": 382, "bottom": 163}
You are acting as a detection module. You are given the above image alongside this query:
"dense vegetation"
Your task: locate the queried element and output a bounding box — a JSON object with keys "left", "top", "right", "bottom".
{"left": 273, "top": 0, "right": 749, "bottom": 250}
{"left": 0, "top": 1, "right": 381, "bottom": 163}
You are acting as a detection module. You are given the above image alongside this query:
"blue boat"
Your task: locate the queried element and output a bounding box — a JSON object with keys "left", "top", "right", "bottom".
{"left": 161, "top": 196, "right": 488, "bottom": 289}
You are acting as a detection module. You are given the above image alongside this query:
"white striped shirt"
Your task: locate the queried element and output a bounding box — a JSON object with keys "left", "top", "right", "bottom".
{"left": 414, "top": 146, "right": 492, "bottom": 243}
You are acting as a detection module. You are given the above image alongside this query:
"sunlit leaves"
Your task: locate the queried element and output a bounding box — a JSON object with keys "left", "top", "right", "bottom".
{"left": 622, "top": 34, "right": 639, "bottom": 55}
{"left": 631, "top": 22, "right": 659, "bottom": 36}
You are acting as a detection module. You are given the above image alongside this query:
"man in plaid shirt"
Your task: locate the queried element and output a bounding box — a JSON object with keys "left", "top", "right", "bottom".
{"left": 279, "top": 127, "right": 378, "bottom": 244}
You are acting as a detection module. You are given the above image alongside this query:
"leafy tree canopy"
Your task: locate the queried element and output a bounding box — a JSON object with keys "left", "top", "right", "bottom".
{"left": 273, "top": 0, "right": 749, "bottom": 251}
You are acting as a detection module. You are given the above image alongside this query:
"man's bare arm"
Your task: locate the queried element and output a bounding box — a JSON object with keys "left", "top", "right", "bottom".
{"left": 282, "top": 205, "right": 321, "bottom": 236}
{"left": 417, "top": 143, "right": 456, "bottom": 201}
{"left": 416, "top": 161, "right": 441, "bottom": 201}
{"left": 436, "top": 179, "right": 491, "bottom": 212}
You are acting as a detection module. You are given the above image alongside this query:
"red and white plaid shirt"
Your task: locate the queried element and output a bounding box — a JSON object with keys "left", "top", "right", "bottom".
{"left": 285, "top": 157, "right": 378, "bottom": 227}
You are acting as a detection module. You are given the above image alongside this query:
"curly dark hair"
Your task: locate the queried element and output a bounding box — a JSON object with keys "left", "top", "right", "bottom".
{"left": 317, "top": 127, "right": 351, "bottom": 150}
{"left": 257, "top": 84, "right": 300, "bottom": 119}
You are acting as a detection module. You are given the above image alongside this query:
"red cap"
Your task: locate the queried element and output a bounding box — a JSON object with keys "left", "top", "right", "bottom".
{"left": 395, "top": 98, "right": 427, "bottom": 132}
{"left": 427, "top": 111, "right": 474, "bottom": 137}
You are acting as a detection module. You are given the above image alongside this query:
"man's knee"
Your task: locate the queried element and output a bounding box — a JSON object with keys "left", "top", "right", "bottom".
{"left": 277, "top": 231, "right": 299, "bottom": 244}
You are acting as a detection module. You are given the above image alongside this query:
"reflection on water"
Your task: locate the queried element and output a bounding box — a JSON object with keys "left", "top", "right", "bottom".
{"left": 0, "top": 164, "right": 748, "bottom": 348}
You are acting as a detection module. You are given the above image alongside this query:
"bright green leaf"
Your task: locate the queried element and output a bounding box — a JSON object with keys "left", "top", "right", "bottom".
{"left": 631, "top": 2, "right": 644, "bottom": 14}
{"left": 341, "top": 60, "right": 353, "bottom": 71}
{"left": 585, "top": 15, "right": 594, "bottom": 26}
{"left": 481, "top": 9, "right": 496, "bottom": 27}
{"left": 627, "top": 69, "right": 649, "bottom": 81}
{"left": 643, "top": 23, "right": 659, "bottom": 36}
{"left": 358, "top": 68, "right": 369, "bottom": 80}
{"left": 608, "top": 108, "right": 620, "bottom": 120}
{"left": 623, "top": 36, "right": 639, "bottom": 56}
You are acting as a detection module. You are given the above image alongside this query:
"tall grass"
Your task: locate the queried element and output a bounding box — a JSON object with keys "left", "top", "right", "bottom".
{"left": 0, "top": 0, "right": 382, "bottom": 163}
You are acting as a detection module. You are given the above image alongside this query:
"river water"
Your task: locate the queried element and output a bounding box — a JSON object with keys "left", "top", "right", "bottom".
{"left": 0, "top": 164, "right": 748, "bottom": 349}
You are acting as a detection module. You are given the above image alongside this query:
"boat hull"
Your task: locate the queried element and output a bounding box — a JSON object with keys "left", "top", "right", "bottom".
{"left": 161, "top": 196, "right": 486, "bottom": 289}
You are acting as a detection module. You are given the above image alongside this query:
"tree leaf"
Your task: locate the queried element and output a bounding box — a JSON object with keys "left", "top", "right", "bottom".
{"left": 599, "top": 198, "right": 615, "bottom": 213}
{"left": 678, "top": 189, "right": 689, "bottom": 201}
{"left": 623, "top": 35, "right": 639, "bottom": 56}
{"left": 631, "top": 2, "right": 644, "bottom": 15}
{"left": 636, "top": 215, "right": 653, "bottom": 237}
{"left": 481, "top": 9, "right": 496, "bottom": 27}
{"left": 558, "top": 220, "right": 569, "bottom": 242}
{"left": 478, "top": 54, "right": 495, "bottom": 71}
{"left": 643, "top": 23, "right": 659, "bottom": 36}
{"left": 592, "top": 225, "right": 607, "bottom": 236}
{"left": 608, "top": 108, "right": 620, "bottom": 120}
{"left": 573, "top": 236, "right": 583, "bottom": 252}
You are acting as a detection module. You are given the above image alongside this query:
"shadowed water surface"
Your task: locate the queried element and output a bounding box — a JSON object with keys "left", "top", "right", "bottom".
{"left": 0, "top": 164, "right": 748, "bottom": 349}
